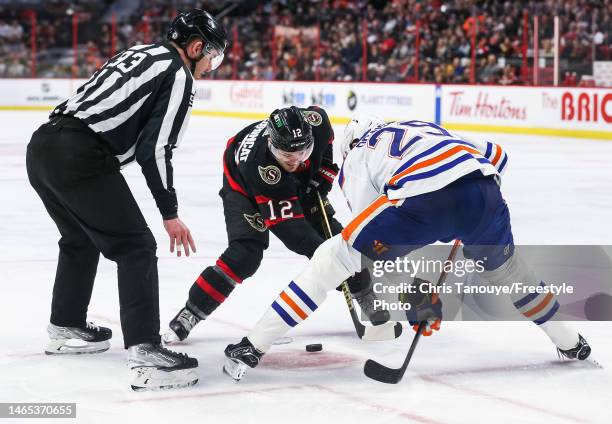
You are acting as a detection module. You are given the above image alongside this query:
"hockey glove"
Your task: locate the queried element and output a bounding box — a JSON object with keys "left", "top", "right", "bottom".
{"left": 305, "top": 162, "right": 339, "bottom": 198}
{"left": 400, "top": 277, "right": 443, "bottom": 336}
{"left": 301, "top": 192, "right": 336, "bottom": 223}
{"left": 337, "top": 267, "right": 371, "bottom": 293}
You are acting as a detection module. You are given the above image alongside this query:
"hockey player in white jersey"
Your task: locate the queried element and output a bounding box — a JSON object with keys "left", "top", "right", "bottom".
{"left": 221, "top": 116, "right": 593, "bottom": 382}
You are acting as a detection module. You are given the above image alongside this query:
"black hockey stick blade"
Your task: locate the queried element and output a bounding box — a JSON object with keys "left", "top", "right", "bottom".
{"left": 393, "top": 322, "right": 403, "bottom": 338}
{"left": 363, "top": 359, "right": 402, "bottom": 384}
{"left": 363, "top": 323, "right": 424, "bottom": 384}
{"left": 353, "top": 314, "right": 366, "bottom": 338}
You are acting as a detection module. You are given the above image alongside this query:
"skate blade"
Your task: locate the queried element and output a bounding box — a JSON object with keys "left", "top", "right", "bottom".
{"left": 130, "top": 367, "right": 198, "bottom": 391}
{"left": 161, "top": 329, "right": 180, "bottom": 346}
{"left": 45, "top": 339, "right": 110, "bottom": 355}
{"left": 272, "top": 337, "right": 293, "bottom": 345}
{"left": 585, "top": 357, "right": 604, "bottom": 369}
{"left": 222, "top": 358, "right": 249, "bottom": 382}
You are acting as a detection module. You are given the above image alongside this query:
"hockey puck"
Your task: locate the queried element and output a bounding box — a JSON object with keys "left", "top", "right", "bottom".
{"left": 306, "top": 343, "right": 323, "bottom": 352}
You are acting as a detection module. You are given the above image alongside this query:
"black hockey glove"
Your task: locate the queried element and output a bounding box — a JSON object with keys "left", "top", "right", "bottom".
{"left": 400, "top": 277, "right": 443, "bottom": 337}
{"left": 302, "top": 193, "right": 336, "bottom": 223}
{"left": 338, "top": 267, "right": 371, "bottom": 293}
{"left": 305, "top": 162, "right": 339, "bottom": 198}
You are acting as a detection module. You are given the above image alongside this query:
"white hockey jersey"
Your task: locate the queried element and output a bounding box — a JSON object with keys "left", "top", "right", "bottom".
{"left": 338, "top": 120, "right": 508, "bottom": 213}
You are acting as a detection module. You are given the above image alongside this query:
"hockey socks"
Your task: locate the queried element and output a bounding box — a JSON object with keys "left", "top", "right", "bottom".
{"left": 249, "top": 236, "right": 356, "bottom": 351}
{"left": 190, "top": 261, "right": 241, "bottom": 315}
{"left": 483, "top": 253, "right": 581, "bottom": 350}
{"left": 164, "top": 259, "right": 245, "bottom": 344}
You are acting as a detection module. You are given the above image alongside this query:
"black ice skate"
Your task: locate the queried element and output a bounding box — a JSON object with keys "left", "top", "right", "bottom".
{"left": 223, "top": 337, "right": 264, "bottom": 382}
{"left": 353, "top": 287, "right": 390, "bottom": 326}
{"left": 45, "top": 322, "right": 112, "bottom": 355}
{"left": 557, "top": 334, "right": 591, "bottom": 361}
{"left": 162, "top": 304, "right": 202, "bottom": 345}
{"left": 127, "top": 343, "right": 199, "bottom": 391}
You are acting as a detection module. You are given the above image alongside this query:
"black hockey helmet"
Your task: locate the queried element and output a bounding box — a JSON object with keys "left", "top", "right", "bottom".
{"left": 167, "top": 9, "right": 228, "bottom": 53}
{"left": 267, "top": 106, "right": 314, "bottom": 153}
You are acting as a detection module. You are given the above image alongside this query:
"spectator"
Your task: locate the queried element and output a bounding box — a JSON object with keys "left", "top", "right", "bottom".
{"left": 479, "top": 54, "right": 501, "bottom": 83}
{"left": 499, "top": 64, "right": 519, "bottom": 85}
{"left": 1, "top": 0, "right": 609, "bottom": 85}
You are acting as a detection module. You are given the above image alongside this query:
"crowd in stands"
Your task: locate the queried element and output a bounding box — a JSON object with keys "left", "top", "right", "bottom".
{"left": 1, "top": 0, "right": 610, "bottom": 85}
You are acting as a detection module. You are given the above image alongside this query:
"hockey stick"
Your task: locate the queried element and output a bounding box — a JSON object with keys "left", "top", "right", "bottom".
{"left": 316, "top": 191, "right": 402, "bottom": 341}
{"left": 363, "top": 239, "right": 461, "bottom": 383}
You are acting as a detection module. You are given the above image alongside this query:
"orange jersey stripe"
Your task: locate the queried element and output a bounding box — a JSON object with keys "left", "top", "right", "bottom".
{"left": 342, "top": 195, "right": 397, "bottom": 242}
{"left": 389, "top": 145, "right": 481, "bottom": 186}
{"left": 523, "top": 292, "right": 554, "bottom": 318}
{"left": 342, "top": 195, "right": 388, "bottom": 241}
{"left": 280, "top": 291, "right": 308, "bottom": 320}
{"left": 491, "top": 145, "right": 503, "bottom": 166}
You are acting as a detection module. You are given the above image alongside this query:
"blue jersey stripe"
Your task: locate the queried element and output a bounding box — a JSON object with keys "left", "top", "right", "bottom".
{"left": 271, "top": 301, "right": 298, "bottom": 327}
{"left": 288, "top": 281, "right": 318, "bottom": 312}
{"left": 392, "top": 153, "right": 476, "bottom": 185}
{"left": 392, "top": 139, "right": 479, "bottom": 179}
{"left": 513, "top": 281, "right": 545, "bottom": 309}
{"left": 498, "top": 154, "right": 508, "bottom": 173}
{"left": 485, "top": 142, "right": 493, "bottom": 159}
{"left": 535, "top": 301, "right": 560, "bottom": 325}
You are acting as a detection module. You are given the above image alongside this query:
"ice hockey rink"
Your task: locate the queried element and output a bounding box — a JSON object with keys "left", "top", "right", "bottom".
{"left": 1, "top": 111, "right": 611, "bottom": 424}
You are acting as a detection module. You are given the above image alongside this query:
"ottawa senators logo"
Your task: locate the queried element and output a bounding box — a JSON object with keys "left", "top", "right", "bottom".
{"left": 258, "top": 165, "right": 281, "bottom": 185}
{"left": 301, "top": 110, "right": 323, "bottom": 126}
{"left": 243, "top": 213, "right": 267, "bottom": 232}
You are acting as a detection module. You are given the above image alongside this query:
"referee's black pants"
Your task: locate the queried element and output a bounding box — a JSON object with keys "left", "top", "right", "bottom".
{"left": 26, "top": 116, "right": 160, "bottom": 348}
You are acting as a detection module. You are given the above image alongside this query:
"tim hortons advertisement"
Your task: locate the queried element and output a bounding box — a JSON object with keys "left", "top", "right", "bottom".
{"left": 444, "top": 88, "right": 528, "bottom": 121}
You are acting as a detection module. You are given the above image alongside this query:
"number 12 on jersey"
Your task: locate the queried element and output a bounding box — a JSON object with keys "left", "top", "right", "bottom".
{"left": 267, "top": 199, "right": 295, "bottom": 221}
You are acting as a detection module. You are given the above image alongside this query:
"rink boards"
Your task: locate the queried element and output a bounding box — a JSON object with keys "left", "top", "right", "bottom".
{"left": 0, "top": 78, "right": 609, "bottom": 140}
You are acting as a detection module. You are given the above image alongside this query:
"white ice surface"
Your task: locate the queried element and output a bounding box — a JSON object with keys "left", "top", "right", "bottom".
{"left": 0, "top": 111, "right": 611, "bottom": 424}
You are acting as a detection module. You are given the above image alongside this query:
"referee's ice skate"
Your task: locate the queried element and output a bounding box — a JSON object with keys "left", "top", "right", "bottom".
{"left": 45, "top": 322, "right": 112, "bottom": 355}
{"left": 127, "top": 343, "right": 199, "bottom": 391}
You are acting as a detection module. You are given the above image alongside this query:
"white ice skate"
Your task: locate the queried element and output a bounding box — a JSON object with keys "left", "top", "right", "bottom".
{"left": 45, "top": 322, "right": 111, "bottom": 355}
{"left": 127, "top": 343, "right": 199, "bottom": 391}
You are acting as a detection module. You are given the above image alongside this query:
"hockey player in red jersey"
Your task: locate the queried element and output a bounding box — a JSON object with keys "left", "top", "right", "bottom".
{"left": 163, "top": 107, "right": 388, "bottom": 344}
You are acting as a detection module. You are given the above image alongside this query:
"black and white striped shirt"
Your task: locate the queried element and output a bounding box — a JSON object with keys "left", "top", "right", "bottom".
{"left": 51, "top": 42, "right": 195, "bottom": 219}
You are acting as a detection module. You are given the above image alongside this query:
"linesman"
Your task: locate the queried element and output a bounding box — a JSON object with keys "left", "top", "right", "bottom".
{"left": 26, "top": 9, "right": 227, "bottom": 390}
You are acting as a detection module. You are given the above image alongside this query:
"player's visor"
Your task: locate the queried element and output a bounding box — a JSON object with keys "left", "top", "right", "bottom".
{"left": 204, "top": 43, "right": 224, "bottom": 70}
{"left": 269, "top": 142, "right": 314, "bottom": 164}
